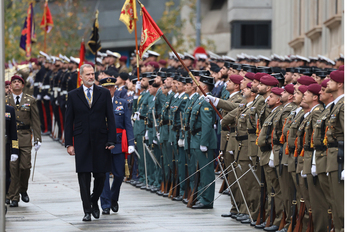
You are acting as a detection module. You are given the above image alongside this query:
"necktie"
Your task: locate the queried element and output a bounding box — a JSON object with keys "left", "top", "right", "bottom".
{"left": 16, "top": 96, "right": 20, "bottom": 105}
{"left": 87, "top": 88, "right": 91, "bottom": 101}
{"left": 329, "top": 103, "right": 335, "bottom": 113}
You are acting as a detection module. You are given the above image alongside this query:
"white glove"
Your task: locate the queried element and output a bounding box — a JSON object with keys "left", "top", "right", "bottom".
{"left": 204, "top": 95, "right": 219, "bottom": 107}
{"left": 268, "top": 159, "right": 275, "bottom": 168}
{"left": 228, "top": 150, "right": 234, "bottom": 155}
{"left": 156, "top": 132, "right": 160, "bottom": 141}
{"left": 36, "top": 94, "right": 41, "bottom": 100}
{"left": 214, "top": 124, "right": 217, "bottom": 130}
{"left": 327, "top": 172, "right": 329, "bottom": 176}
{"left": 55, "top": 100, "right": 59, "bottom": 106}
{"left": 311, "top": 165, "right": 317, "bottom": 176}
{"left": 145, "top": 130, "right": 149, "bottom": 140}
{"left": 200, "top": 145, "right": 207, "bottom": 152}
{"left": 128, "top": 146, "right": 135, "bottom": 154}
{"left": 43, "top": 95, "right": 50, "bottom": 100}
{"left": 301, "top": 170, "right": 307, "bottom": 178}
{"left": 178, "top": 139, "right": 184, "bottom": 147}
{"left": 133, "top": 95, "right": 139, "bottom": 99}
{"left": 220, "top": 119, "right": 223, "bottom": 125}
{"left": 134, "top": 112, "right": 140, "bottom": 121}
{"left": 341, "top": 170, "right": 344, "bottom": 180}
{"left": 10, "top": 154, "right": 18, "bottom": 162}
{"left": 249, "top": 156, "right": 253, "bottom": 161}
{"left": 34, "top": 142, "right": 41, "bottom": 151}
{"left": 153, "top": 140, "right": 157, "bottom": 144}
{"left": 135, "top": 81, "right": 141, "bottom": 92}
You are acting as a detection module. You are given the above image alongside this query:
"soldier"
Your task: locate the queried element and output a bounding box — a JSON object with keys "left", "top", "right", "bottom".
{"left": 114, "top": 72, "right": 128, "bottom": 99}
{"left": 50, "top": 57, "right": 63, "bottom": 140}
{"left": 5, "top": 80, "right": 11, "bottom": 96}
{"left": 66, "top": 57, "right": 79, "bottom": 93}
{"left": 58, "top": 56, "right": 70, "bottom": 134}
{"left": 105, "top": 50, "right": 121, "bottom": 71}
{"left": 284, "top": 67, "right": 294, "bottom": 85}
{"left": 190, "top": 75, "right": 217, "bottom": 209}
{"left": 6, "top": 75, "right": 41, "bottom": 207}
{"left": 325, "top": 70, "right": 344, "bottom": 232}
{"left": 39, "top": 57, "right": 53, "bottom": 135}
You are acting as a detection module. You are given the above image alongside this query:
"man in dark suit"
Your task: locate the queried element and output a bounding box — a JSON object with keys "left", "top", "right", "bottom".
{"left": 65, "top": 64, "right": 116, "bottom": 222}
{"left": 98, "top": 77, "right": 135, "bottom": 215}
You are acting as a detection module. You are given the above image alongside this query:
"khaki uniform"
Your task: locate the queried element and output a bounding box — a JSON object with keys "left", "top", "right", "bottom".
{"left": 6, "top": 93, "right": 41, "bottom": 201}
{"left": 325, "top": 96, "right": 344, "bottom": 231}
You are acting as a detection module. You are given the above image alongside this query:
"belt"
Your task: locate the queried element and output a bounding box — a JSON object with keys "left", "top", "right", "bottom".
{"left": 33, "top": 83, "right": 40, "bottom": 87}
{"left": 184, "top": 126, "right": 190, "bottom": 131}
{"left": 147, "top": 123, "right": 153, "bottom": 128}
{"left": 273, "top": 140, "right": 282, "bottom": 145}
{"left": 139, "top": 115, "right": 147, "bottom": 120}
{"left": 42, "top": 85, "right": 50, "bottom": 89}
{"left": 230, "top": 127, "right": 235, "bottom": 133}
{"left": 172, "top": 125, "right": 180, "bottom": 131}
{"left": 260, "top": 144, "right": 272, "bottom": 152}
{"left": 162, "top": 120, "right": 169, "bottom": 125}
{"left": 247, "top": 128, "right": 256, "bottom": 134}
{"left": 61, "top": 90, "right": 68, "bottom": 95}
{"left": 116, "top": 128, "right": 124, "bottom": 133}
{"left": 304, "top": 145, "right": 314, "bottom": 151}
{"left": 314, "top": 145, "right": 327, "bottom": 151}
{"left": 328, "top": 142, "right": 338, "bottom": 148}
{"left": 222, "top": 126, "right": 229, "bottom": 131}
{"left": 235, "top": 135, "right": 248, "bottom": 141}
{"left": 288, "top": 146, "right": 295, "bottom": 153}
{"left": 18, "top": 125, "right": 30, "bottom": 130}
{"left": 191, "top": 128, "right": 201, "bottom": 135}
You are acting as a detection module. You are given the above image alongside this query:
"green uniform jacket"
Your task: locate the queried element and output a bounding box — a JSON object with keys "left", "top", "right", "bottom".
{"left": 183, "top": 92, "right": 199, "bottom": 150}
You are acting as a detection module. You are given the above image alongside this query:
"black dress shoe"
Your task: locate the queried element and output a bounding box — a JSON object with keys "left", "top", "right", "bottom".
{"left": 222, "top": 189, "right": 229, "bottom": 195}
{"left": 232, "top": 213, "right": 243, "bottom": 219}
{"left": 263, "top": 225, "right": 279, "bottom": 231}
{"left": 82, "top": 213, "right": 91, "bottom": 221}
{"left": 10, "top": 200, "right": 18, "bottom": 207}
{"left": 172, "top": 195, "right": 183, "bottom": 201}
{"left": 250, "top": 220, "right": 257, "bottom": 226}
{"left": 20, "top": 192, "right": 29, "bottom": 203}
{"left": 156, "top": 190, "right": 163, "bottom": 196}
{"left": 151, "top": 187, "right": 159, "bottom": 193}
{"left": 162, "top": 193, "right": 169, "bottom": 197}
{"left": 254, "top": 221, "right": 266, "bottom": 229}
{"left": 102, "top": 208, "right": 110, "bottom": 215}
{"left": 146, "top": 186, "right": 152, "bottom": 191}
{"left": 136, "top": 183, "right": 145, "bottom": 188}
{"left": 191, "top": 202, "right": 213, "bottom": 209}
{"left": 140, "top": 185, "right": 147, "bottom": 190}
{"left": 5, "top": 199, "right": 10, "bottom": 204}
{"left": 182, "top": 198, "right": 189, "bottom": 204}
{"left": 221, "top": 212, "right": 232, "bottom": 217}
{"left": 111, "top": 200, "right": 118, "bottom": 212}
{"left": 236, "top": 214, "right": 249, "bottom": 221}
{"left": 91, "top": 202, "right": 100, "bottom": 219}
{"left": 241, "top": 218, "right": 251, "bottom": 224}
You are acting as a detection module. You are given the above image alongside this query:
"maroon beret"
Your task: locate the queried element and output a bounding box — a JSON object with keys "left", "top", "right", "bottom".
{"left": 148, "top": 61, "right": 159, "bottom": 69}
{"left": 298, "top": 85, "right": 308, "bottom": 94}
{"left": 5, "top": 81, "right": 11, "bottom": 85}
{"left": 11, "top": 75, "right": 25, "bottom": 84}
{"left": 321, "top": 79, "right": 330, "bottom": 88}
{"left": 338, "top": 65, "right": 344, "bottom": 71}
{"left": 247, "top": 82, "right": 252, "bottom": 88}
{"left": 271, "top": 87, "right": 283, "bottom": 96}
{"left": 120, "top": 56, "right": 127, "bottom": 62}
{"left": 284, "top": 84, "right": 295, "bottom": 94}
{"left": 253, "top": 72, "right": 268, "bottom": 81}
{"left": 245, "top": 72, "right": 255, "bottom": 80}
{"left": 330, "top": 70, "right": 344, "bottom": 83}
{"left": 297, "top": 75, "right": 316, "bottom": 86}
{"left": 307, "top": 83, "right": 321, "bottom": 95}
{"left": 159, "top": 59, "right": 167, "bottom": 66}
{"left": 260, "top": 75, "right": 279, "bottom": 86}
{"left": 229, "top": 74, "right": 243, "bottom": 84}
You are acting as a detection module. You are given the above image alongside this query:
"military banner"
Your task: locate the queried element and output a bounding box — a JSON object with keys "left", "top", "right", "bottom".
{"left": 119, "top": 0, "right": 138, "bottom": 34}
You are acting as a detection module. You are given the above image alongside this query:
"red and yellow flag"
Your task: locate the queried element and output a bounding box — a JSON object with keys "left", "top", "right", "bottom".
{"left": 119, "top": 0, "right": 138, "bottom": 33}
{"left": 77, "top": 41, "right": 85, "bottom": 88}
{"left": 138, "top": 3, "right": 163, "bottom": 59}
{"left": 40, "top": 0, "right": 54, "bottom": 33}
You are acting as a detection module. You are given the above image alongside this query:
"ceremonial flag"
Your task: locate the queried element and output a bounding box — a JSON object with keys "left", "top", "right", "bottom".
{"left": 119, "top": 0, "right": 138, "bottom": 33}
{"left": 20, "top": 3, "right": 36, "bottom": 60}
{"left": 87, "top": 10, "right": 102, "bottom": 55}
{"left": 40, "top": 0, "right": 54, "bottom": 33}
{"left": 77, "top": 41, "right": 85, "bottom": 88}
{"left": 138, "top": 3, "right": 163, "bottom": 58}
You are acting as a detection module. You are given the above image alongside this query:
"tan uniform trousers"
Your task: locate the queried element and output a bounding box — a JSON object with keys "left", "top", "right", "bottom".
{"left": 328, "top": 171, "right": 344, "bottom": 232}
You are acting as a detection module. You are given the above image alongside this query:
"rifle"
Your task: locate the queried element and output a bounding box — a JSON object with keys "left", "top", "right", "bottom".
{"left": 187, "top": 161, "right": 200, "bottom": 208}
{"left": 338, "top": 140, "right": 344, "bottom": 182}
{"left": 256, "top": 165, "right": 266, "bottom": 225}
{"left": 294, "top": 198, "right": 306, "bottom": 232}
{"left": 279, "top": 144, "right": 284, "bottom": 176}
{"left": 306, "top": 209, "right": 314, "bottom": 232}
{"left": 266, "top": 188, "right": 276, "bottom": 228}
{"left": 152, "top": 109, "right": 160, "bottom": 141}
{"left": 288, "top": 188, "right": 297, "bottom": 232}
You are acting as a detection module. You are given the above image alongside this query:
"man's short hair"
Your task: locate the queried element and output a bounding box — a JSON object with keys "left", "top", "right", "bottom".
{"left": 80, "top": 64, "right": 93, "bottom": 75}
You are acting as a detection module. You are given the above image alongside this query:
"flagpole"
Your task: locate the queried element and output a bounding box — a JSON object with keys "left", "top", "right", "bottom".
{"left": 94, "top": 10, "right": 98, "bottom": 71}
{"left": 134, "top": 17, "right": 140, "bottom": 82}
{"left": 43, "top": 0, "right": 47, "bottom": 53}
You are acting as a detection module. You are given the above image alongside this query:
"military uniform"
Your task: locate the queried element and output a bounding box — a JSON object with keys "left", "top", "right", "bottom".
{"left": 33, "top": 65, "right": 46, "bottom": 133}
{"left": 39, "top": 68, "right": 52, "bottom": 133}
{"left": 6, "top": 93, "right": 41, "bottom": 203}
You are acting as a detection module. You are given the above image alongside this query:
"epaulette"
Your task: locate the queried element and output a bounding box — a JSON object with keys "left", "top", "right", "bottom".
{"left": 25, "top": 94, "right": 35, "bottom": 99}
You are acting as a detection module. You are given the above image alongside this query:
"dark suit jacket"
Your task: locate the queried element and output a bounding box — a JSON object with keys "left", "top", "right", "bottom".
{"left": 65, "top": 84, "right": 117, "bottom": 173}
{"left": 111, "top": 96, "right": 135, "bottom": 154}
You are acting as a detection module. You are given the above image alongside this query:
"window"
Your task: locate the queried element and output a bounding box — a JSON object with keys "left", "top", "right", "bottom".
{"left": 231, "top": 21, "right": 271, "bottom": 49}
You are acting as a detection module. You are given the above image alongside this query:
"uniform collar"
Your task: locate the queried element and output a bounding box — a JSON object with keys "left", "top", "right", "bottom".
{"left": 309, "top": 104, "right": 320, "bottom": 113}
{"left": 271, "top": 105, "right": 279, "bottom": 113}
{"left": 178, "top": 92, "right": 185, "bottom": 98}
{"left": 229, "top": 91, "right": 238, "bottom": 99}
{"left": 334, "top": 94, "right": 344, "bottom": 105}
{"left": 325, "top": 101, "right": 334, "bottom": 109}
{"left": 189, "top": 92, "right": 197, "bottom": 100}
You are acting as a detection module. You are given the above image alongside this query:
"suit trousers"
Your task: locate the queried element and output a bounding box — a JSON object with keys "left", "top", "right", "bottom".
{"left": 43, "top": 100, "right": 52, "bottom": 132}
{"left": 328, "top": 171, "right": 344, "bottom": 232}
{"left": 100, "top": 153, "right": 125, "bottom": 210}
{"left": 37, "top": 101, "right": 45, "bottom": 132}
{"left": 78, "top": 172, "right": 106, "bottom": 213}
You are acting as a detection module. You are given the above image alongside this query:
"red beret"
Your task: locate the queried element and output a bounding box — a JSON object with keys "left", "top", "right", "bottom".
{"left": 330, "top": 70, "right": 344, "bottom": 83}
{"left": 5, "top": 81, "right": 11, "bottom": 85}
{"left": 245, "top": 72, "right": 255, "bottom": 80}
{"left": 247, "top": 82, "right": 252, "bottom": 88}
{"left": 321, "top": 79, "right": 330, "bottom": 88}
{"left": 298, "top": 85, "right": 308, "bottom": 94}
{"left": 229, "top": 74, "right": 243, "bottom": 84}
{"left": 159, "top": 59, "right": 167, "bottom": 65}
{"left": 307, "top": 83, "right": 321, "bottom": 95}
{"left": 148, "top": 61, "right": 159, "bottom": 69}
{"left": 271, "top": 87, "right": 283, "bottom": 96}
{"left": 253, "top": 72, "right": 268, "bottom": 81}
{"left": 284, "top": 84, "right": 295, "bottom": 94}
{"left": 297, "top": 75, "right": 317, "bottom": 86}
{"left": 260, "top": 75, "right": 279, "bottom": 86}
{"left": 120, "top": 56, "right": 127, "bottom": 62}
{"left": 11, "top": 75, "right": 25, "bottom": 84}
{"left": 338, "top": 65, "right": 344, "bottom": 71}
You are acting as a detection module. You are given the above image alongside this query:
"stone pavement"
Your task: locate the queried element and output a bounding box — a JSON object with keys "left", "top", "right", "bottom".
{"left": 5, "top": 136, "right": 259, "bottom": 231}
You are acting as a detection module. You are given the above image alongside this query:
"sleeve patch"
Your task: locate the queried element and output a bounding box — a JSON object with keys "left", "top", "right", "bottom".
{"left": 204, "top": 107, "right": 209, "bottom": 111}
